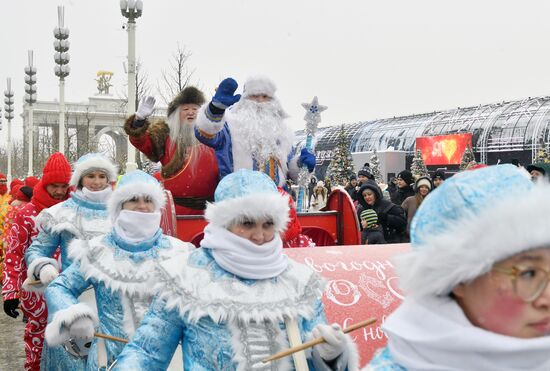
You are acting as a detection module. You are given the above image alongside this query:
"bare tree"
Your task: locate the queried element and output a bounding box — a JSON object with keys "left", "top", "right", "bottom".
{"left": 157, "top": 44, "right": 196, "bottom": 105}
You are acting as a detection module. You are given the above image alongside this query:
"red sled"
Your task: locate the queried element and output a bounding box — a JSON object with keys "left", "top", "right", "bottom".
{"left": 161, "top": 188, "right": 361, "bottom": 247}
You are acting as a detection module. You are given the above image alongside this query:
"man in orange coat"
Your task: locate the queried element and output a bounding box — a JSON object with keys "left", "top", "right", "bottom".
{"left": 124, "top": 87, "right": 219, "bottom": 215}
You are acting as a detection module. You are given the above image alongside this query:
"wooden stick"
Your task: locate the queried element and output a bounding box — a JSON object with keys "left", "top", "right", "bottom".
{"left": 95, "top": 332, "right": 128, "bottom": 344}
{"left": 26, "top": 279, "right": 42, "bottom": 286}
{"left": 262, "top": 318, "right": 376, "bottom": 364}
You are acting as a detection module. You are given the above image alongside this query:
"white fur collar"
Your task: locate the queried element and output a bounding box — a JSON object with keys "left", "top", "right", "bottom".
{"left": 155, "top": 249, "right": 325, "bottom": 324}
{"left": 68, "top": 234, "right": 192, "bottom": 299}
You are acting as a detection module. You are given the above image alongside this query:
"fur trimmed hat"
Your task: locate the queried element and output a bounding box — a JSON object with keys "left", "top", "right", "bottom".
{"left": 70, "top": 153, "right": 118, "bottom": 188}
{"left": 167, "top": 86, "right": 205, "bottom": 117}
{"left": 415, "top": 176, "right": 432, "bottom": 191}
{"left": 108, "top": 170, "right": 166, "bottom": 222}
{"left": 242, "top": 76, "right": 277, "bottom": 98}
{"left": 204, "top": 169, "right": 290, "bottom": 233}
{"left": 397, "top": 164, "right": 550, "bottom": 299}
{"left": 42, "top": 152, "right": 71, "bottom": 186}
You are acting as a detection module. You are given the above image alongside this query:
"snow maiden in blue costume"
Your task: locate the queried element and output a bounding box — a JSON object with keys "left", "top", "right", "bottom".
{"left": 366, "top": 165, "right": 550, "bottom": 371}
{"left": 43, "top": 170, "right": 192, "bottom": 370}
{"left": 25, "top": 153, "right": 118, "bottom": 286}
{"left": 194, "top": 76, "right": 316, "bottom": 186}
{"left": 24, "top": 153, "right": 117, "bottom": 370}
{"left": 114, "top": 169, "right": 359, "bottom": 370}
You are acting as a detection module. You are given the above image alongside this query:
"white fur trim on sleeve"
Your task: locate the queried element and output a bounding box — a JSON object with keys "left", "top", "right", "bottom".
{"left": 195, "top": 103, "right": 225, "bottom": 135}
{"left": 26, "top": 257, "right": 59, "bottom": 282}
{"left": 45, "top": 303, "right": 99, "bottom": 346}
{"left": 287, "top": 155, "right": 300, "bottom": 182}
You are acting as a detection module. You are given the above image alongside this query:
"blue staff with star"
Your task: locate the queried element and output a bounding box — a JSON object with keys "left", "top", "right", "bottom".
{"left": 296, "top": 96, "right": 327, "bottom": 212}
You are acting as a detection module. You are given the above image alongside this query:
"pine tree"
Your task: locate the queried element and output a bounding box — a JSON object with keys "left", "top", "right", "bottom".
{"left": 370, "top": 149, "right": 384, "bottom": 184}
{"left": 326, "top": 125, "right": 355, "bottom": 186}
{"left": 459, "top": 145, "right": 476, "bottom": 171}
{"left": 411, "top": 150, "right": 429, "bottom": 179}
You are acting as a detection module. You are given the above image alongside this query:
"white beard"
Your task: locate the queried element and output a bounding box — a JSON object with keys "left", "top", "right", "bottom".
{"left": 166, "top": 107, "right": 198, "bottom": 155}
{"left": 226, "top": 98, "right": 294, "bottom": 175}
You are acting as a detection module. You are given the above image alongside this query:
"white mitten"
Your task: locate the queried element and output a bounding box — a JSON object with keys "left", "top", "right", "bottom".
{"left": 312, "top": 323, "right": 346, "bottom": 361}
{"left": 135, "top": 96, "right": 156, "bottom": 120}
{"left": 39, "top": 264, "right": 59, "bottom": 286}
{"left": 69, "top": 317, "right": 95, "bottom": 342}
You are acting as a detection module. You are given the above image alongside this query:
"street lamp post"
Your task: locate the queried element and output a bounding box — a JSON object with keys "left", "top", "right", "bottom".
{"left": 4, "top": 78, "right": 15, "bottom": 183}
{"left": 120, "top": 0, "right": 143, "bottom": 173}
{"left": 54, "top": 5, "right": 70, "bottom": 154}
{"left": 24, "top": 50, "right": 37, "bottom": 177}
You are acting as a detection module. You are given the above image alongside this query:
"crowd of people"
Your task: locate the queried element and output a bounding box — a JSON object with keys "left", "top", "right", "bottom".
{"left": 0, "top": 74, "right": 549, "bottom": 370}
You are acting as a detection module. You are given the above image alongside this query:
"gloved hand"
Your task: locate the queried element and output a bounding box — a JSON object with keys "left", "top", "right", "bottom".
{"left": 312, "top": 323, "right": 346, "bottom": 361}
{"left": 69, "top": 317, "right": 95, "bottom": 342}
{"left": 212, "top": 78, "right": 241, "bottom": 109}
{"left": 3, "top": 298, "right": 20, "bottom": 318}
{"left": 299, "top": 148, "right": 316, "bottom": 172}
{"left": 135, "top": 96, "right": 156, "bottom": 120}
{"left": 39, "top": 264, "right": 59, "bottom": 286}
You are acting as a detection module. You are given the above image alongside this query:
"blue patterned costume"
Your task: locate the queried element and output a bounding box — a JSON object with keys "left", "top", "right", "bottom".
{"left": 44, "top": 230, "right": 190, "bottom": 370}
{"left": 114, "top": 248, "right": 354, "bottom": 370}
{"left": 23, "top": 192, "right": 111, "bottom": 371}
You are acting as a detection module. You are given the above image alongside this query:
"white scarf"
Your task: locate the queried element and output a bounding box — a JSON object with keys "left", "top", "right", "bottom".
{"left": 201, "top": 224, "right": 288, "bottom": 280}
{"left": 384, "top": 296, "right": 550, "bottom": 371}
{"left": 80, "top": 187, "right": 113, "bottom": 204}
{"left": 113, "top": 210, "right": 161, "bottom": 243}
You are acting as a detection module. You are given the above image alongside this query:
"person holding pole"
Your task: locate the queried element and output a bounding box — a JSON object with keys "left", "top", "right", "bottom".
{"left": 112, "top": 169, "right": 358, "bottom": 370}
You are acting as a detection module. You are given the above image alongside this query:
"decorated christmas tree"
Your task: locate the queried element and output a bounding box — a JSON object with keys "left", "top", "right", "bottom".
{"left": 411, "top": 150, "right": 429, "bottom": 179}
{"left": 326, "top": 125, "right": 355, "bottom": 186}
{"left": 459, "top": 145, "right": 476, "bottom": 171}
{"left": 370, "top": 149, "right": 384, "bottom": 184}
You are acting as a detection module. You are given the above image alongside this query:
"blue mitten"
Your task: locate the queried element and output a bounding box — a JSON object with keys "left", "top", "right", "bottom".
{"left": 212, "top": 78, "right": 241, "bottom": 109}
{"left": 300, "top": 148, "right": 316, "bottom": 172}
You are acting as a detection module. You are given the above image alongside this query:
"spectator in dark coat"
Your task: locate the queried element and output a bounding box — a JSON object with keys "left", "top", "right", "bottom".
{"left": 395, "top": 170, "right": 415, "bottom": 204}
{"left": 357, "top": 180, "right": 408, "bottom": 243}
{"left": 433, "top": 170, "right": 446, "bottom": 188}
{"left": 388, "top": 177, "right": 399, "bottom": 203}
{"left": 344, "top": 175, "right": 358, "bottom": 198}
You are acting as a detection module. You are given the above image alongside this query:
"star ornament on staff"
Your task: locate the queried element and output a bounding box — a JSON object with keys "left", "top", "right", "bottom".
{"left": 296, "top": 96, "right": 327, "bottom": 212}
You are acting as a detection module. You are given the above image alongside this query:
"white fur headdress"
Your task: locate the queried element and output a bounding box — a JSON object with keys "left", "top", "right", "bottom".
{"left": 242, "top": 76, "right": 277, "bottom": 98}
{"left": 204, "top": 169, "right": 289, "bottom": 233}
{"left": 70, "top": 153, "right": 118, "bottom": 188}
{"left": 397, "top": 165, "right": 550, "bottom": 299}
{"left": 108, "top": 170, "right": 166, "bottom": 221}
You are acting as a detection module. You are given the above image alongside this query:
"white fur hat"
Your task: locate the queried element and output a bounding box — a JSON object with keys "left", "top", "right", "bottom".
{"left": 70, "top": 153, "right": 118, "bottom": 188}
{"left": 204, "top": 169, "right": 289, "bottom": 233}
{"left": 108, "top": 170, "right": 166, "bottom": 222}
{"left": 242, "top": 76, "right": 277, "bottom": 98}
{"left": 397, "top": 165, "right": 550, "bottom": 299}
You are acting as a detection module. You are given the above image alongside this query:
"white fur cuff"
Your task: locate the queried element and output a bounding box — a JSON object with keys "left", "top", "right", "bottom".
{"left": 45, "top": 303, "right": 99, "bottom": 346}
{"left": 195, "top": 104, "right": 225, "bottom": 135}
{"left": 26, "top": 257, "right": 59, "bottom": 281}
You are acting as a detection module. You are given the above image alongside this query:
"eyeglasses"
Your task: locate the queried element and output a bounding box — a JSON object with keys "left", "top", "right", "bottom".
{"left": 493, "top": 266, "right": 550, "bottom": 303}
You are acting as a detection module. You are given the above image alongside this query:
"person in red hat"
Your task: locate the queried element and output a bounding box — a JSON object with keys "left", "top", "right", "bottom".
{"left": 2, "top": 152, "right": 71, "bottom": 371}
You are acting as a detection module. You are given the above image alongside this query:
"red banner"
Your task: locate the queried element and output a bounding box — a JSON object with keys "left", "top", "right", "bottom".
{"left": 285, "top": 244, "right": 410, "bottom": 367}
{"left": 416, "top": 133, "right": 472, "bottom": 165}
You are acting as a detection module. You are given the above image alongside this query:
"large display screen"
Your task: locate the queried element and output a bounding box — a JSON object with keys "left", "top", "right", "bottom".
{"left": 416, "top": 133, "right": 473, "bottom": 165}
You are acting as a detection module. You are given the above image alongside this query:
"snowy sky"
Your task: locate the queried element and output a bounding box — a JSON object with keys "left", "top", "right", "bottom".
{"left": 2, "top": 0, "right": 550, "bottom": 144}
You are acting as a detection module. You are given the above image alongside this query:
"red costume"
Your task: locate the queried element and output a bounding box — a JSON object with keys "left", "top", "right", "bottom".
{"left": 278, "top": 188, "right": 315, "bottom": 248}
{"left": 124, "top": 87, "right": 219, "bottom": 216}
{"left": 1, "top": 153, "right": 70, "bottom": 371}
